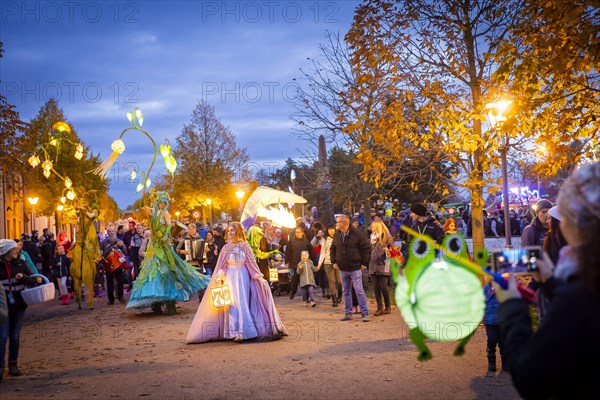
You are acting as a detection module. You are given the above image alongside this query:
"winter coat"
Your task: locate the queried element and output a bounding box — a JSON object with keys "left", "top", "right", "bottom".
{"left": 410, "top": 216, "right": 445, "bottom": 244}
{"left": 1, "top": 257, "right": 38, "bottom": 311}
{"left": 52, "top": 254, "right": 71, "bottom": 278}
{"left": 482, "top": 284, "right": 499, "bottom": 325}
{"left": 368, "top": 235, "right": 393, "bottom": 276}
{"left": 520, "top": 217, "right": 547, "bottom": 248}
{"left": 285, "top": 236, "right": 314, "bottom": 272}
{"left": 499, "top": 279, "right": 600, "bottom": 399}
{"left": 330, "top": 227, "right": 371, "bottom": 272}
{"left": 297, "top": 260, "right": 317, "bottom": 287}
{"left": 317, "top": 236, "right": 333, "bottom": 268}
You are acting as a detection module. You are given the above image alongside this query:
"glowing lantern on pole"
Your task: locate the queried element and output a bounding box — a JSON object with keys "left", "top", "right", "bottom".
{"left": 269, "top": 268, "right": 279, "bottom": 282}
{"left": 66, "top": 189, "right": 76, "bottom": 201}
{"left": 64, "top": 177, "right": 72, "bottom": 189}
{"left": 74, "top": 144, "right": 84, "bottom": 160}
{"left": 28, "top": 155, "right": 40, "bottom": 168}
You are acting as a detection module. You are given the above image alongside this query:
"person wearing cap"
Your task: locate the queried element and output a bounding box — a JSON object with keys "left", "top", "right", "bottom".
{"left": 494, "top": 162, "right": 600, "bottom": 399}
{"left": 407, "top": 203, "right": 445, "bottom": 244}
{"left": 0, "top": 239, "right": 43, "bottom": 381}
{"left": 521, "top": 199, "right": 553, "bottom": 248}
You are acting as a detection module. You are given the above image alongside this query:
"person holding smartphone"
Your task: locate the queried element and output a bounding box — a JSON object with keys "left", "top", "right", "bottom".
{"left": 494, "top": 162, "right": 600, "bottom": 399}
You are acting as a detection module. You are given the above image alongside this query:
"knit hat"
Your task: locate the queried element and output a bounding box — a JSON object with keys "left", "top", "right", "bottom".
{"left": 0, "top": 239, "right": 17, "bottom": 255}
{"left": 536, "top": 199, "right": 553, "bottom": 212}
{"left": 410, "top": 203, "right": 428, "bottom": 217}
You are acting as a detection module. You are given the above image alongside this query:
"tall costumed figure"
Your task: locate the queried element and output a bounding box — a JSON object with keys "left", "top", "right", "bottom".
{"left": 25, "top": 121, "right": 100, "bottom": 309}
{"left": 70, "top": 195, "right": 102, "bottom": 310}
{"left": 91, "top": 108, "right": 209, "bottom": 315}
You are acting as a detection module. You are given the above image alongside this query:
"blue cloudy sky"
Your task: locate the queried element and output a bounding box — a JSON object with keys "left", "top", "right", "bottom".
{"left": 1, "top": 1, "right": 360, "bottom": 208}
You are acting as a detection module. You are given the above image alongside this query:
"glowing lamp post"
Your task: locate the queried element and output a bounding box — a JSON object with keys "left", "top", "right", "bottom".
{"left": 486, "top": 99, "right": 513, "bottom": 248}
{"left": 27, "top": 197, "right": 39, "bottom": 232}
{"left": 235, "top": 190, "right": 245, "bottom": 220}
{"left": 206, "top": 198, "right": 213, "bottom": 224}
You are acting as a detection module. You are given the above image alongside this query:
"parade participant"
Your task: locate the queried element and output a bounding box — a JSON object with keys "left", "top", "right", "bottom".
{"left": 14, "top": 240, "right": 38, "bottom": 275}
{"left": 203, "top": 231, "right": 220, "bottom": 276}
{"left": 186, "top": 222, "right": 286, "bottom": 343}
{"left": 52, "top": 245, "right": 71, "bottom": 305}
{"left": 128, "top": 223, "right": 145, "bottom": 282}
{"left": 126, "top": 192, "right": 209, "bottom": 315}
{"left": 246, "top": 224, "right": 279, "bottom": 282}
{"left": 40, "top": 232, "right": 56, "bottom": 280}
{"left": 408, "top": 203, "right": 445, "bottom": 244}
{"left": 369, "top": 221, "right": 393, "bottom": 316}
{"left": 442, "top": 217, "right": 458, "bottom": 234}
{"left": 285, "top": 226, "right": 314, "bottom": 300}
{"left": 70, "top": 199, "right": 102, "bottom": 310}
{"left": 495, "top": 162, "right": 600, "bottom": 399}
{"left": 317, "top": 225, "right": 342, "bottom": 307}
{"left": 0, "top": 239, "right": 43, "bottom": 381}
{"left": 101, "top": 227, "right": 128, "bottom": 305}
{"left": 123, "top": 220, "right": 138, "bottom": 291}
{"left": 212, "top": 226, "right": 226, "bottom": 250}
{"left": 56, "top": 231, "right": 71, "bottom": 254}
{"left": 176, "top": 223, "right": 206, "bottom": 302}
{"left": 521, "top": 199, "right": 552, "bottom": 248}
{"left": 298, "top": 250, "right": 318, "bottom": 307}
{"left": 331, "top": 214, "right": 372, "bottom": 322}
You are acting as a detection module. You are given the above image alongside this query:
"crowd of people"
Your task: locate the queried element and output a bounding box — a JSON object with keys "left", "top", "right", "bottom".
{"left": 2, "top": 162, "right": 598, "bottom": 398}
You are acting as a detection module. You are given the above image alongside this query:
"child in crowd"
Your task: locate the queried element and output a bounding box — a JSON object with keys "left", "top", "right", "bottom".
{"left": 482, "top": 275, "right": 506, "bottom": 376}
{"left": 52, "top": 245, "right": 71, "bottom": 305}
{"left": 94, "top": 262, "right": 105, "bottom": 297}
{"left": 297, "top": 250, "right": 318, "bottom": 307}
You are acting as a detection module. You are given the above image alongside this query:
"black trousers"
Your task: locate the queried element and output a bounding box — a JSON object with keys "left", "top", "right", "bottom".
{"left": 106, "top": 267, "right": 124, "bottom": 301}
{"left": 484, "top": 324, "right": 504, "bottom": 357}
{"left": 290, "top": 269, "right": 300, "bottom": 297}
{"left": 372, "top": 274, "right": 390, "bottom": 308}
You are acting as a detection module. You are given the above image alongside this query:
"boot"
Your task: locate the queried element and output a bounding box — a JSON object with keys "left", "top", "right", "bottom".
{"left": 61, "top": 295, "right": 69, "bottom": 305}
{"left": 374, "top": 305, "right": 384, "bottom": 316}
{"left": 331, "top": 295, "right": 338, "bottom": 307}
{"left": 8, "top": 361, "right": 22, "bottom": 377}
{"left": 384, "top": 306, "right": 391, "bottom": 314}
{"left": 486, "top": 355, "right": 496, "bottom": 377}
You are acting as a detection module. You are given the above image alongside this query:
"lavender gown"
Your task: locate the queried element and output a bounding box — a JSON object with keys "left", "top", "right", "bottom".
{"left": 186, "top": 241, "right": 286, "bottom": 343}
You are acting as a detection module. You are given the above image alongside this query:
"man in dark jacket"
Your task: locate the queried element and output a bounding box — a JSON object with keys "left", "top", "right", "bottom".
{"left": 521, "top": 199, "right": 551, "bottom": 248}
{"left": 408, "top": 203, "right": 446, "bottom": 244}
{"left": 330, "top": 214, "right": 372, "bottom": 322}
{"left": 285, "top": 226, "right": 313, "bottom": 300}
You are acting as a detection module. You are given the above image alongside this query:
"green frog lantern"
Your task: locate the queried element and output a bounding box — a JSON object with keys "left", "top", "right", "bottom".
{"left": 391, "top": 228, "right": 485, "bottom": 361}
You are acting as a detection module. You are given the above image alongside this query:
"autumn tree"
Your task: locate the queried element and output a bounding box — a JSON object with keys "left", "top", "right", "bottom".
{"left": 341, "top": 0, "right": 535, "bottom": 249}
{"left": 495, "top": 0, "right": 599, "bottom": 176}
{"left": 169, "top": 100, "right": 250, "bottom": 218}
{"left": 0, "top": 41, "right": 29, "bottom": 194}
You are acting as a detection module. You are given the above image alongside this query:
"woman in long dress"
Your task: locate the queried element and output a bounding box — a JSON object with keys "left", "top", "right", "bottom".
{"left": 187, "top": 222, "right": 286, "bottom": 343}
{"left": 126, "top": 192, "right": 210, "bottom": 314}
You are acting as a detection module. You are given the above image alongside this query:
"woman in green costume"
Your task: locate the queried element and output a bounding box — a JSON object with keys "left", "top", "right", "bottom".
{"left": 126, "top": 192, "right": 210, "bottom": 314}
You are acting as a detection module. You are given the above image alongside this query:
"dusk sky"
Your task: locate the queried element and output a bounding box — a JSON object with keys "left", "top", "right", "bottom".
{"left": 1, "top": 1, "right": 360, "bottom": 208}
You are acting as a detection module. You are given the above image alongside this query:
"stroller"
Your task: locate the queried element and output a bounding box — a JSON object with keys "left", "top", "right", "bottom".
{"left": 269, "top": 255, "right": 290, "bottom": 296}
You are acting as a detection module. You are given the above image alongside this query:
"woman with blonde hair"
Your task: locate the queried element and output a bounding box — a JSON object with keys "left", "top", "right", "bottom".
{"left": 369, "top": 221, "right": 394, "bottom": 316}
{"left": 187, "top": 222, "right": 286, "bottom": 343}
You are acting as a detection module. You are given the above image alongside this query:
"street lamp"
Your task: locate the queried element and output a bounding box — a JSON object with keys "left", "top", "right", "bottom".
{"left": 175, "top": 211, "right": 181, "bottom": 219}
{"left": 27, "top": 197, "right": 39, "bottom": 233}
{"left": 235, "top": 190, "right": 245, "bottom": 220}
{"left": 486, "top": 100, "right": 513, "bottom": 248}
{"left": 206, "top": 198, "right": 213, "bottom": 224}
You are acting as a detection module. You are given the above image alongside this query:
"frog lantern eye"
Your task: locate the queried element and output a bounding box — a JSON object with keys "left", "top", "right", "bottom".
{"left": 445, "top": 234, "right": 464, "bottom": 258}
{"left": 411, "top": 238, "right": 430, "bottom": 258}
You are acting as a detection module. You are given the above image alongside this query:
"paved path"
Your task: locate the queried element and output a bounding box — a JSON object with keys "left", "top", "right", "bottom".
{"left": 0, "top": 289, "right": 521, "bottom": 399}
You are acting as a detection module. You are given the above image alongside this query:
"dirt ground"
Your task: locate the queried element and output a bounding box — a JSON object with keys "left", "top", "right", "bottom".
{"left": 0, "top": 288, "right": 521, "bottom": 400}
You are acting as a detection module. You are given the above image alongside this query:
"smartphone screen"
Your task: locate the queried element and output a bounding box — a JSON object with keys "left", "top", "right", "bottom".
{"left": 492, "top": 247, "right": 541, "bottom": 274}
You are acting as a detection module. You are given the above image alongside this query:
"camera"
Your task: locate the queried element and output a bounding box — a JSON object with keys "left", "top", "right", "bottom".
{"left": 491, "top": 247, "right": 542, "bottom": 274}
